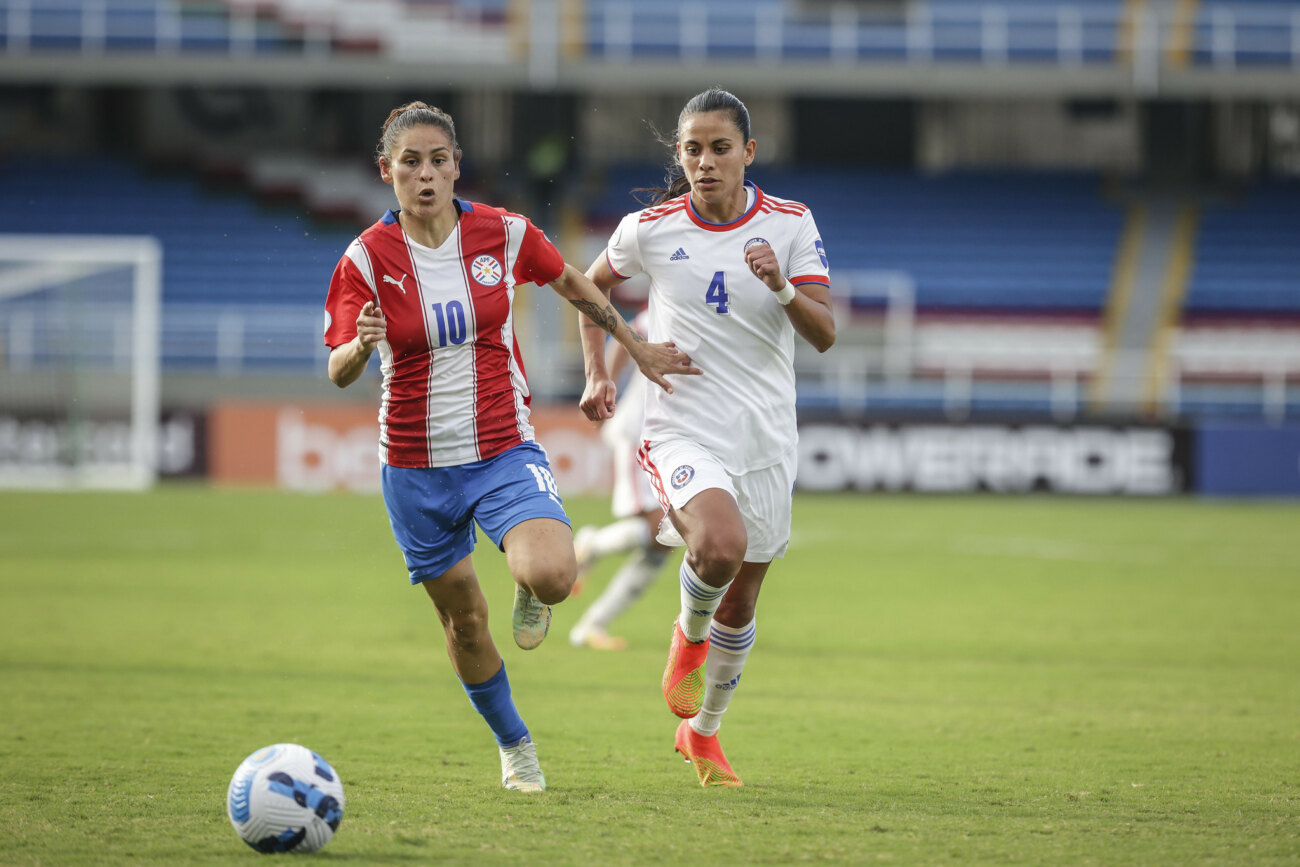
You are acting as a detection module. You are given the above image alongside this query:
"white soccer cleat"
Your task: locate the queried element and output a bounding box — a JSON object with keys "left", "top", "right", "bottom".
{"left": 512, "top": 584, "right": 552, "bottom": 650}
{"left": 499, "top": 736, "right": 546, "bottom": 792}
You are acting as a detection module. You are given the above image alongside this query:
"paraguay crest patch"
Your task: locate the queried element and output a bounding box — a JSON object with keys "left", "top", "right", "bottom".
{"left": 471, "top": 254, "right": 503, "bottom": 286}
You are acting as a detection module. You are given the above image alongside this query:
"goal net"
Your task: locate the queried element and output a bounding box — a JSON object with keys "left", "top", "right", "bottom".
{"left": 0, "top": 235, "right": 161, "bottom": 490}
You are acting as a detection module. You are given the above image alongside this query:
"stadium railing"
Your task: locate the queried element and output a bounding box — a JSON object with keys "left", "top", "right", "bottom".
{"left": 1189, "top": 3, "right": 1300, "bottom": 67}
{"left": 582, "top": 1, "right": 1124, "bottom": 66}
{"left": 3, "top": 277, "right": 1289, "bottom": 421}
{"left": 0, "top": 0, "right": 299, "bottom": 54}
{"left": 3, "top": 0, "right": 1298, "bottom": 70}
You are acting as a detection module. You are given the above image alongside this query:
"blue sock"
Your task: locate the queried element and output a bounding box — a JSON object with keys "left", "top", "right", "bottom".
{"left": 461, "top": 663, "right": 529, "bottom": 748}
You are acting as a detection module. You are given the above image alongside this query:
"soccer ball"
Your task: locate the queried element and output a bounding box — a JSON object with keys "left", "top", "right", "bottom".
{"left": 226, "top": 743, "right": 345, "bottom": 854}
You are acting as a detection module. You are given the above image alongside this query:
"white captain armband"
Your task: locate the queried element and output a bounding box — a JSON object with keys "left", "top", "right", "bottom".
{"left": 773, "top": 281, "right": 797, "bottom": 306}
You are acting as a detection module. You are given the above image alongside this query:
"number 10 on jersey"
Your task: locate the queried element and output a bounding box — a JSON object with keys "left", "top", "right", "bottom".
{"left": 429, "top": 300, "right": 467, "bottom": 346}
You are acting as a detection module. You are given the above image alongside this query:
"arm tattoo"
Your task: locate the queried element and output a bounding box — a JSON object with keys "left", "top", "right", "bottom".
{"left": 571, "top": 299, "right": 620, "bottom": 335}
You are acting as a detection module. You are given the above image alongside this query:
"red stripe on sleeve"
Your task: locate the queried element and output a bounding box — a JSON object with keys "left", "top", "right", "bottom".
{"left": 790, "top": 274, "right": 831, "bottom": 286}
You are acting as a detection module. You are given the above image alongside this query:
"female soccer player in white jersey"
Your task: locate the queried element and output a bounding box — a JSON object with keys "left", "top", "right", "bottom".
{"left": 578, "top": 88, "right": 837, "bottom": 787}
{"left": 324, "top": 102, "right": 699, "bottom": 793}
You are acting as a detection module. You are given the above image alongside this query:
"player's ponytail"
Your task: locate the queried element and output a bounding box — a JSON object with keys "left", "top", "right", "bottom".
{"left": 637, "top": 88, "right": 753, "bottom": 207}
{"left": 376, "top": 102, "right": 462, "bottom": 167}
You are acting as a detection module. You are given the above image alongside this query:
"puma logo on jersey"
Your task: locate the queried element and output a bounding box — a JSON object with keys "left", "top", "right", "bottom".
{"left": 382, "top": 273, "right": 409, "bottom": 293}
{"left": 669, "top": 247, "right": 690, "bottom": 261}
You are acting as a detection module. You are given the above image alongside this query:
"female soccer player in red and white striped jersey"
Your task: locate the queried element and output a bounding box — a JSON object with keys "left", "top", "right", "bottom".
{"left": 324, "top": 102, "right": 699, "bottom": 793}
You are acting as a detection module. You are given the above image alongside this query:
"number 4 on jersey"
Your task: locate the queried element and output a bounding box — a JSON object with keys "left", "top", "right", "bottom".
{"left": 705, "top": 271, "right": 729, "bottom": 314}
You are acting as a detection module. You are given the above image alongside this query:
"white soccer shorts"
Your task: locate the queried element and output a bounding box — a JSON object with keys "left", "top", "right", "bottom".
{"left": 639, "top": 437, "right": 795, "bottom": 562}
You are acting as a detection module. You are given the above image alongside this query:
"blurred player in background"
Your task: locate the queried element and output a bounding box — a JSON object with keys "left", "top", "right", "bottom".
{"left": 324, "top": 101, "right": 699, "bottom": 793}
{"left": 579, "top": 88, "right": 836, "bottom": 787}
{"left": 568, "top": 306, "right": 674, "bottom": 651}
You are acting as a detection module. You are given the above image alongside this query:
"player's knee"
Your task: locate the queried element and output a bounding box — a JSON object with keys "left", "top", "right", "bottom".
{"left": 440, "top": 605, "right": 491, "bottom": 652}
{"left": 689, "top": 528, "right": 747, "bottom": 583}
{"left": 518, "top": 561, "right": 574, "bottom": 605}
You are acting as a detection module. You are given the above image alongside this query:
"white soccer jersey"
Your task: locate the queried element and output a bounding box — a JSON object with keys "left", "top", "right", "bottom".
{"left": 605, "top": 181, "right": 830, "bottom": 473}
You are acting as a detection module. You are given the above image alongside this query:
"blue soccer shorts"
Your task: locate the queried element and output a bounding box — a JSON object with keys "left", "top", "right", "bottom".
{"left": 381, "top": 441, "right": 570, "bottom": 584}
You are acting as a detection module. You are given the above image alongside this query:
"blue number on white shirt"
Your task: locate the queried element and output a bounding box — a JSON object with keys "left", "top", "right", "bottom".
{"left": 429, "top": 300, "right": 468, "bottom": 347}
{"left": 705, "top": 271, "right": 730, "bottom": 314}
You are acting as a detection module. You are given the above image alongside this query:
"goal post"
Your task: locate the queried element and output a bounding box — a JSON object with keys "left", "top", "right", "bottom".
{"left": 0, "top": 235, "right": 162, "bottom": 490}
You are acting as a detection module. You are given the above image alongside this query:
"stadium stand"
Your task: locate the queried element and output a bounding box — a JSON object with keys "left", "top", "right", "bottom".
{"left": 581, "top": 0, "right": 1123, "bottom": 65}
{"left": 9, "top": 148, "right": 1287, "bottom": 417}
{"left": 921, "top": 0, "right": 1124, "bottom": 64}
{"left": 0, "top": 155, "right": 357, "bottom": 371}
{"left": 1171, "top": 178, "right": 1300, "bottom": 417}
{"left": 1184, "top": 179, "right": 1300, "bottom": 317}
{"left": 2, "top": 0, "right": 1297, "bottom": 417}
{"left": 0, "top": 0, "right": 293, "bottom": 53}
{"left": 0, "top": 155, "right": 354, "bottom": 308}
{"left": 4, "top": 0, "right": 1295, "bottom": 69}
{"left": 1187, "top": 0, "right": 1300, "bottom": 67}
{"left": 784, "top": 169, "right": 1122, "bottom": 314}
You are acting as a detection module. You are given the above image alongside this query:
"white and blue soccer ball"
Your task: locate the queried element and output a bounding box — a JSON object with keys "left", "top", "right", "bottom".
{"left": 226, "top": 743, "right": 345, "bottom": 854}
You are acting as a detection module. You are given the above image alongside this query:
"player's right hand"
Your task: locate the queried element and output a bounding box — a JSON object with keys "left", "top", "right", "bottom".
{"left": 356, "top": 300, "right": 387, "bottom": 350}
{"left": 580, "top": 374, "right": 618, "bottom": 421}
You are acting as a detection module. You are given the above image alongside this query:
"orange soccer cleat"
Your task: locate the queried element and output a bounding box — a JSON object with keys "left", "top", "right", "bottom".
{"left": 569, "top": 625, "right": 628, "bottom": 651}
{"left": 674, "top": 719, "right": 743, "bottom": 787}
{"left": 661, "top": 621, "right": 710, "bottom": 718}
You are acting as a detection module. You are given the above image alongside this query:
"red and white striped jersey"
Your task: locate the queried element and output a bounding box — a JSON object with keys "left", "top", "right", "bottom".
{"left": 605, "top": 182, "right": 830, "bottom": 473}
{"left": 324, "top": 202, "right": 565, "bottom": 468}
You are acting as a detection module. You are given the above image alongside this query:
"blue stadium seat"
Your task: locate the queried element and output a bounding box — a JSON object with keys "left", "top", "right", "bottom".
{"left": 746, "top": 168, "right": 1121, "bottom": 314}
{"left": 1185, "top": 180, "right": 1300, "bottom": 316}
{"left": 0, "top": 155, "right": 357, "bottom": 313}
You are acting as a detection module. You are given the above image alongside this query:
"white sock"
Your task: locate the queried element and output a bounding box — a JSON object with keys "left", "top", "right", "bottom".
{"left": 572, "top": 547, "right": 668, "bottom": 634}
{"left": 586, "top": 518, "right": 651, "bottom": 558}
{"left": 690, "top": 618, "right": 756, "bottom": 737}
{"left": 678, "top": 560, "right": 732, "bottom": 643}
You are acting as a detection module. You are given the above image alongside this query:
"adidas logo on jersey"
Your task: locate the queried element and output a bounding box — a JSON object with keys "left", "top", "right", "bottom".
{"left": 669, "top": 247, "right": 690, "bottom": 261}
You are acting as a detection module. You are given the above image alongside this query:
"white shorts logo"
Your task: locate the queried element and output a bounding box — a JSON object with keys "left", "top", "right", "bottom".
{"left": 671, "top": 465, "right": 695, "bottom": 489}
{"left": 471, "top": 255, "right": 503, "bottom": 286}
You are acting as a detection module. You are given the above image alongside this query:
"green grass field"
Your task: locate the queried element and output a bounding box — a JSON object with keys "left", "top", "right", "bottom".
{"left": 1, "top": 487, "right": 1298, "bottom": 865}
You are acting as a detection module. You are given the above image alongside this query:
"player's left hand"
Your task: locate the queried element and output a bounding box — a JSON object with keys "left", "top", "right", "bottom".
{"left": 743, "top": 242, "right": 785, "bottom": 293}
{"left": 632, "top": 340, "right": 702, "bottom": 396}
